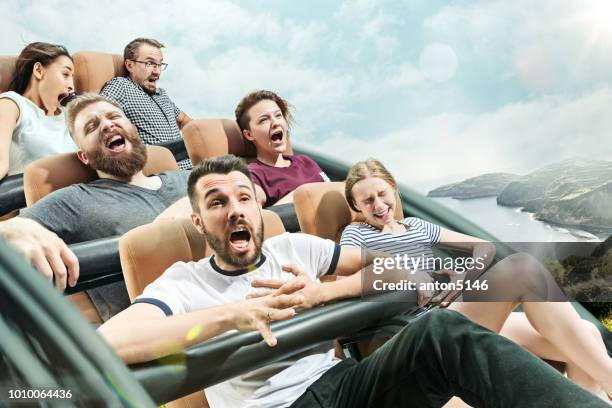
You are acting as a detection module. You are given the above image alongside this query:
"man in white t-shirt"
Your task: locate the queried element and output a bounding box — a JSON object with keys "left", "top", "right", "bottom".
{"left": 98, "top": 155, "right": 606, "bottom": 408}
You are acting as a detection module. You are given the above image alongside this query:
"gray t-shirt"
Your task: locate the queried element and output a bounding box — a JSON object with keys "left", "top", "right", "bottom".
{"left": 20, "top": 170, "right": 189, "bottom": 320}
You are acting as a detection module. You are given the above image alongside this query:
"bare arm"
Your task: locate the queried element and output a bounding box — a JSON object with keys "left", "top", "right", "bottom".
{"left": 155, "top": 196, "right": 191, "bottom": 222}
{"left": 176, "top": 112, "right": 192, "bottom": 130}
{"left": 438, "top": 228, "right": 496, "bottom": 273}
{"left": 273, "top": 191, "right": 294, "bottom": 206}
{"left": 98, "top": 284, "right": 305, "bottom": 364}
{"left": 252, "top": 247, "right": 435, "bottom": 308}
{"left": 332, "top": 247, "right": 434, "bottom": 305}
{"left": 254, "top": 184, "right": 267, "bottom": 207}
{"left": 0, "top": 98, "right": 19, "bottom": 179}
{"left": 0, "top": 217, "right": 79, "bottom": 289}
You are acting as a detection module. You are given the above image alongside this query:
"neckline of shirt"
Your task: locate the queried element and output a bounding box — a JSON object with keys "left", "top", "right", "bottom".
{"left": 360, "top": 217, "right": 414, "bottom": 235}
{"left": 5, "top": 91, "right": 65, "bottom": 119}
{"left": 210, "top": 254, "right": 267, "bottom": 276}
{"left": 93, "top": 173, "right": 166, "bottom": 192}
{"left": 254, "top": 155, "right": 295, "bottom": 169}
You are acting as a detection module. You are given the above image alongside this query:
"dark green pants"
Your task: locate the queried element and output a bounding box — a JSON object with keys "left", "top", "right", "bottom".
{"left": 291, "top": 309, "right": 607, "bottom": 408}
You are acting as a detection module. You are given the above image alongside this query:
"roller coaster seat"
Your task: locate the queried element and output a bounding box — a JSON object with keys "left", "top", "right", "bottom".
{"left": 119, "top": 210, "right": 285, "bottom": 301}
{"left": 23, "top": 145, "right": 178, "bottom": 206}
{"left": 293, "top": 181, "right": 403, "bottom": 243}
{"left": 183, "top": 118, "right": 293, "bottom": 166}
{"left": 118, "top": 210, "right": 285, "bottom": 408}
{"left": 1, "top": 51, "right": 124, "bottom": 94}
{"left": 0, "top": 55, "right": 17, "bottom": 92}
{"left": 73, "top": 51, "right": 125, "bottom": 93}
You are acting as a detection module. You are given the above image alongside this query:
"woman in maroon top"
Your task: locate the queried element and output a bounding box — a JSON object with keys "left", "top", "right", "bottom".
{"left": 235, "top": 90, "right": 329, "bottom": 207}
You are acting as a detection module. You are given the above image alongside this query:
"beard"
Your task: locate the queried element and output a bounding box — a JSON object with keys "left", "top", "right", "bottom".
{"left": 203, "top": 217, "right": 264, "bottom": 269}
{"left": 85, "top": 127, "right": 148, "bottom": 178}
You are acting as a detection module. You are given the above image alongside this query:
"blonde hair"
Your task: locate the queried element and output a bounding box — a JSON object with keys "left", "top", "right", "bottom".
{"left": 66, "top": 93, "right": 123, "bottom": 138}
{"left": 345, "top": 159, "right": 397, "bottom": 212}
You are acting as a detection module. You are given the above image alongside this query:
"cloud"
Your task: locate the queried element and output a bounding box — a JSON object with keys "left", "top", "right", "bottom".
{"left": 5, "top": 0, "right": 611, "bottom": 193}
{"left": 169, "top": 46, "right": 355, "bottom": 124}
{"left": 315, "top": 87, "right": 612, "bottom": 192}
{"left": 423, "top": 0, "right": 612, "bottom": 91}
{"left": 334, "top": 0, "right": 401, "bottom": 57}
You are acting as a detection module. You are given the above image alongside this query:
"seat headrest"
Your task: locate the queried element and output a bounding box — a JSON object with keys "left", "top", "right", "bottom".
{"left": 119, "top": 210, "right": 286, "bottom": 300}
{"left": 0, "top": 56, "right": 17, "bottom": 93}
{"left": 24, "top": 145, "right": 178, "bottom": 206}
{"left": 183, "top": 118, "right": 293, "bottom": 166}
{"left": 293, "top": 182, "right": 404, "bottom": 242}
{"left": 73, "top": 51, "right": 124, "bottom": 93}
{"left": 1, "top": 51, "right": 123, "bottom": 94}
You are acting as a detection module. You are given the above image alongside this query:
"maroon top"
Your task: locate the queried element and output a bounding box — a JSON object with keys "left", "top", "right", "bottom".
{"left": 249, "top": 155, "right": 328, "bottom": 207}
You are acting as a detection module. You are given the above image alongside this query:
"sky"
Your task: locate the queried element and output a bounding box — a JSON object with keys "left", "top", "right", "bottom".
{"left": 5, "top": 0, "right": 612, "bottom": 192}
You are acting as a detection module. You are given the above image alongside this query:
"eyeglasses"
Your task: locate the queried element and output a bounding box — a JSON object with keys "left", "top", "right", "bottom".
{"left": 130, "top": 60, "right": 168, "bottom": 71}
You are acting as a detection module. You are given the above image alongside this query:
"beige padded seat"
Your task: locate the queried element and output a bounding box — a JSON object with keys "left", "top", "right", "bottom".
{"left": 0, "top": 55, "right": 17, "bottom": 92}
{"left": 22, "top": 145, "right": 178, "bottom": 325}
{"left": 293, "top": 182, "right": 403, "bottom": 243}
{"left": 183, "top": 118, "right": 293, "bottom": 166}
{"left": 119, "top": 210, "right": 285, "bottom": 300}
{"left": 1, "top": 51, "right": 123, "bottom": 94}
{"left": 118, "top": 210, "right": 285, "bottom": 408}
{"left": 73, "top": 51, "right": 124, "bottom": 93}
{"left": 23, "top": 145, "right": 178, "bottom": 206}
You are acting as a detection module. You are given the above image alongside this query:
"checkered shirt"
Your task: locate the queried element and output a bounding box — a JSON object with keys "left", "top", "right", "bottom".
{"left": 100, "top": 77, "right": 192, "bottom": 170}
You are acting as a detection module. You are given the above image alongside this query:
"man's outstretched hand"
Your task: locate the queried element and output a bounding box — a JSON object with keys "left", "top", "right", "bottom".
{"left": 229, "top": 279, "right": 305, "bottom": 347}
{"left": 248, "top": 264, "right": 323, "bottom": 311}
{"left": 0, "top": 217, "right": 79, "bottom": 290}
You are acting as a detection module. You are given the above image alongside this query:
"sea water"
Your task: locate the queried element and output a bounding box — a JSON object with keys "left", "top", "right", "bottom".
{"left": 430, "top": 196, "right": 603, "bottom": 242}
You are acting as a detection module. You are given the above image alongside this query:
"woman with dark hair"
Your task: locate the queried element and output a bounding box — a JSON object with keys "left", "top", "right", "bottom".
{"left": 0, "top": 42, "right": 77, "bottom": 179}
{"left": 235, "top": 90, "right": 329, "bottom": 207}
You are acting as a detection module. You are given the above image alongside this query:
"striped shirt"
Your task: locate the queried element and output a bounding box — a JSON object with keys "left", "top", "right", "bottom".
{"left": 340, "top": 217, "right": 441, "bottom": 272}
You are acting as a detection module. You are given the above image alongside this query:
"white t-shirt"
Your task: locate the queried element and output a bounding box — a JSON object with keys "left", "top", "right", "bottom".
{"left": 0, "top": 91, "right": 77, "bottom": 175}
{"left": 136, "top": 232, "right": 342, "bottom": 408}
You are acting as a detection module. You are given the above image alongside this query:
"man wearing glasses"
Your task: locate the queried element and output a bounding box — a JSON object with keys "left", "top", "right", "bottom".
{"left": 101, "top": 38, "right": 193, "bottom": 169}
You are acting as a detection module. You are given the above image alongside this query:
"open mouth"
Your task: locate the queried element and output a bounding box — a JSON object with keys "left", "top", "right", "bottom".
{"left": 58, "top": 92, "right": 73, "bottom": 104}
{"left": 105, "top": 134, "right": 127, "bottom": 152}
{"left": 270, "top": 129, "right": 283, "bottom": 142}
{"left": 229, "top": 227, "right": 252, "bottom": 253}
{"left": 374, "top": 207, "right": 391, "bottom": 220}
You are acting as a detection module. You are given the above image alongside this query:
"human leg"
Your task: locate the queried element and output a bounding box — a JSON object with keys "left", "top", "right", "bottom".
{"left": 500, "top": 312, "right": 603, "bottom": 393}
{"left": 291, "top": 309, "right": 608, "bottom": 408}
{"left": 453, "top": 253, "right": 612, "bottom": 395}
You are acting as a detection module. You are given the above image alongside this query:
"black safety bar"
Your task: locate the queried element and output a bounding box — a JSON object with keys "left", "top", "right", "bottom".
{"left": 0, "top": 173, "right": 25, "bottom": 216}
{"left": 64, "top": 236, "right": 122, "bottom": 294}
{"left": 130, "top": 291, "right": 419, "bottom": 405}
{"left": 159, "top": 138, "right": 188, "bottom": 162}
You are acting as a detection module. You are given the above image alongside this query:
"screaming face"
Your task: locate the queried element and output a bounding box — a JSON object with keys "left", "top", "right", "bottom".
{"left": 243, "top": 99, "right": 289, "bottom": 161}
{"left": 127, "top": 44, "right": 164, "bottom": 94}
{"left": 203, "top": 214, "right": 264, "bottom": 269}
{"left": 74, "top": 101, "right": 148, "bottom": 178}
{"left": 38, "top": 55, "right": 74, "bottom": 114}
{"left": 192, "top": 171, "right": 264, "bottom": 271}
{"left": 351, "top": 177, "right": 398, "bottom": 228}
